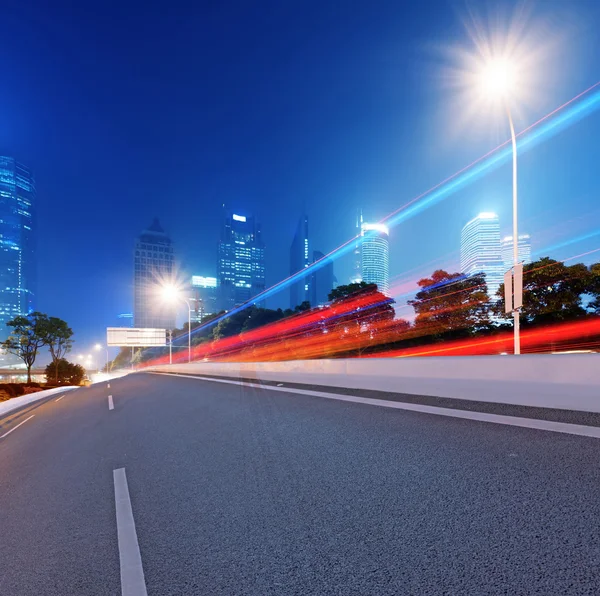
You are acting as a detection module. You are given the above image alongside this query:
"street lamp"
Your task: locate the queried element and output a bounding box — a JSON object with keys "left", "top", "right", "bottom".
{"left": 161, "top": 284, "right": 192, "bottom": 363}
{"left": 479, "top": 57, "right": 522, "bottom": 355}
{"left": 95, "top": 343, "right": 109, "bottom": 373}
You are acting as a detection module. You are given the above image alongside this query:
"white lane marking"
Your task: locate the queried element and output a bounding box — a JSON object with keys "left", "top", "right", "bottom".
{"left": 108, "top": 395, "right": 114, "bottom": 410}
{"left": 0, "top": 414, "right": 35, "bottom": 439}
{"left": 113, "top": 468, "right": 148, "bottom": 596}
{"left": 108, "top": 383, "right": 111, "bottom": 389}
{"left": 153, "top": 372, "right": 600, "bottom": 440}
{"left": 55, "top": 395, "right": 64, "bottom": 402}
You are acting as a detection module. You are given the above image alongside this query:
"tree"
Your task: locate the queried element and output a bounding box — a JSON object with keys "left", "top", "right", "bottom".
{"left": 588, "top": 262, "right": 600, "bottom": 314}
{"left": 408, "top": 270, "right": 491, "bottom": 341}
{"left": 42, "top": 317, "right": 74, "bottom": 382}
{"left": 494, "top": 257, "right": 591, "bottom": 325}
{"left": 1, "top": 312, "right": 50, "bottom": 382}
{"left": 45, "top": 359, "right": 85, "bottom": 385}
{"left": 325, "top": 282, "right": 396, "bottom": 356}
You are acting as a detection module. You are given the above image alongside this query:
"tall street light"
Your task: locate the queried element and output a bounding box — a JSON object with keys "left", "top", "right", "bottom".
{"left": 162, "top": 284, "right": 192, "bottom": 363}
{"left": 95, "top": 343, "right": 109, "bottom": 373}
{"left": 480, "top": 57, "right": 522, "bottom": 355}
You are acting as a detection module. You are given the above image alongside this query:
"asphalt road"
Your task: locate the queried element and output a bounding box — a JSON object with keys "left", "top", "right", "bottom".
{"left": 1, "top": 372, "right": 600, "bottom": 595}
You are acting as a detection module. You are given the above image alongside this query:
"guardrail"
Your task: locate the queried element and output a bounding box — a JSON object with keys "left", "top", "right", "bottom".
{"left": 146, "top": 353, "right": 600, "bottom": 413}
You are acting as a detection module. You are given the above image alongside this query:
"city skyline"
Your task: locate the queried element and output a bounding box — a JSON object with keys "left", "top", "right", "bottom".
{"left": 2, "top": 1, "right": 600, "bottom": 344}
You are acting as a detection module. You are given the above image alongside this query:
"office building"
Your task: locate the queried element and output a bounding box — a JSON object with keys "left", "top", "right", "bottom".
{"left": 501, "top": 234, "right": 532, "bottom": 272}
{"left": 289, "top": 215, "right": 310, "bottom": 309}
{"left": 190, "top": 275, "right": 218, "bottom": 322}
{"left": 350, "top": 210, "right": 364, "bottom": 284}
{"left": 133, "top": 218, "right": 175, "bottom": 329}
{"left": 0, "top": 157, "right": 36, "bottom": 341}
{"left": 461, "top": 213, "right": 503, "bottom": 297}
{"left": 361, "top": 222, "right": 390, "bottom": 296}
{"left": 310, "top": 250, "right": 335, "bottom": 306}
{"left": 217, "top": 212, "right": 265, "bottom": 310}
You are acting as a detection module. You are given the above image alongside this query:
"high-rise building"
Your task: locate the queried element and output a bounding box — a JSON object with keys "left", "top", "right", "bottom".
{"left": 350, "top": 209, "right": 364, "bottom": 284}
{"left": 190, "top": 275, "right": 218, "bottom": 322}
{"left": 133, "top": 218, "right": 175, "bottom": 329}
{"left": 460, "top": 213, "right": 503, "bottom": 297}
{"left": 501, "top": 234, "right": 532, "bottom": 272}
{"left": 310, "top": 250, "right": 335, "bottom": 306}
{"left": 217, "top": 212, "right": 265, "bottom": 310}
{"left": 0, "top": 157, "right": 36, "bottom": 340}
{"left": 289, "top": 215, "right": 310, "bottom": 309}
{"left": 361, "top": 222, "right": 390, "bottom": 296}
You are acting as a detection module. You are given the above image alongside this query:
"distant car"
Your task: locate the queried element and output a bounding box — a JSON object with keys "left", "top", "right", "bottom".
{"left": 81, "top": 379, "right": 92, "bottom": 387}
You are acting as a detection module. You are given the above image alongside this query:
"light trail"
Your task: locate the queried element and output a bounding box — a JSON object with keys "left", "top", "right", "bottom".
{"left": 163, "top": 80, "right": 600, "bottom": 352}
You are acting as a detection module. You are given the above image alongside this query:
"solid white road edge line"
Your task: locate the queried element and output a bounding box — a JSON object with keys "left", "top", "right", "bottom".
{"left": 108, "top": 395, "right": 114, "bottom": 410}
{"left": 0, "top": 414, "right": 35, "bottom": 439}
{"left": 55, "top": 395, "right": 64, "bottom": 402}
{"left": 113, "top": 468, "right": 148, "bottom": 596}
{"left": 152, "top": 372, "right": 600, "bottom": 439}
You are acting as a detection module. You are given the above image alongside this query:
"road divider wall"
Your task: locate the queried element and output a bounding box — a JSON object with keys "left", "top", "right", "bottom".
{"left": 146, "top": 354, "right": 600, "bottom": 413}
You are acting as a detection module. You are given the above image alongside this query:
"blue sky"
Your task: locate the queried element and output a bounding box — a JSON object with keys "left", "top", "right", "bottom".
{"left": 1, "top": 0, "right": 600, "bottom": 352}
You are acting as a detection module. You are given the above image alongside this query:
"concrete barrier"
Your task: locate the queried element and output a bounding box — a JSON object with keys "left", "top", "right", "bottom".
{"left": 146, "top": 354, "right": 600, "bottom": 413}
{"left": 0, "top": 386, "right": 80, "bottom": 418}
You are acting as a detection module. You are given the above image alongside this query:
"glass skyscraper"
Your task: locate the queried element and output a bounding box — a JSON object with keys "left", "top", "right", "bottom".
{"left": 289, "top": 215, "right": 310, "bottom": 309}
{"left": 360, "top": 222, "right": 390, "bottom": 296}
{"left": 0, "top": 157, "right": 36, "bottom": 340}
{"left": 460, "top": 213, "right": 504, "bottom": 298}
{"left": 501, "top": 234, "right": 532, "bottom": 272}
{"left": 310, "top": 250, "right": 335, "bottom": 306}
{"left": 217, "top": 212, "right": 265, "bottom": 310}
{"left": 133, "top": 219, "right": 175, "bottom": 330}
{"left": 190, "top": 275, "right": 218, "bottom": 322}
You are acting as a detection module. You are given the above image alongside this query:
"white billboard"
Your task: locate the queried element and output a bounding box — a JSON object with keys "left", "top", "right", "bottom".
{"left": 107, "top": 327, "right": 166, "bottom": 347}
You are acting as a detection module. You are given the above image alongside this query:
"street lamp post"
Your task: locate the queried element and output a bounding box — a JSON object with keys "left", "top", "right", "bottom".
{"left": 161, "top": 285, "right": 192, "bottom": 364}
{"left": 480, "top": 58, "right": 522, "bottom": 355}
{"left": 95, "top": 343, "right": 109, "bottom": 373}
{"left": 506, "top": 104, "right": 520, "bottom": 355}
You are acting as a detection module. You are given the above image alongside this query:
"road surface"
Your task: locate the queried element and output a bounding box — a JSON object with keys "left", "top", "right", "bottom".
{"left": 1, "top": 372, "right": 599, "bottom": 595}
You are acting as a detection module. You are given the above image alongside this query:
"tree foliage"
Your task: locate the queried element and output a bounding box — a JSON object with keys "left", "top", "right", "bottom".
{"left": 1, "top": 312, "right": 51, "bottom": 382}
{"left": 42, "top": 317, "right": 74, "bottom": 382}
{"left": 45, "top": 358, "right": 85, "bottom": 385}
{"left": 494, "top": 257, "right": 591, "bottom": 325}
{"left": 408, "top": 270, "right": 491, "bottom": 340}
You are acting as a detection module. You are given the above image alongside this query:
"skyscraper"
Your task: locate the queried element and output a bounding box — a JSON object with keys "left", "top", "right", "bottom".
{"left": 460, "top": 213, "right": 503, "bottom": 297}
{"left": 350, "top": 209, "right": 364, "bottom": 283}
{"left": 133, "top": 218, "right": 175, "bottom": 329}
{"left": 501, "top": 234, "right": 532, "bottom": 272}
{"left": 360, "top": 222, "right": 390, "bottom": 295}
{"left": 190, "top": 275, "right": 218, "bottom": 322}
{"left": 289, "top": 215, "right": 309, "bottom": 309}
{"left": 217, "top": 212, "right": 265, "bottom": 310}
{"left": 0, "top": 157, "right": 35, "bottom": 340}
{"left": 311, "top": 250, "right": 335, "bottom": 306}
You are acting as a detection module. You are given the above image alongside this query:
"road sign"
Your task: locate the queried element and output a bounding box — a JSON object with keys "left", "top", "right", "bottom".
{"left": 504, "top": 270, "right": 513, "bottom": 314}
{"left": 513, "top": 263, "right": 523, "bottom": 310}
{"left": 106, "top": 327, "right": 166, "bottom": 347}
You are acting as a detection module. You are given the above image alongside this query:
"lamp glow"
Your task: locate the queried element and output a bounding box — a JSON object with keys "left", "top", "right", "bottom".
{"left": 480, "top": 58, "right": 516, "bottom": 99}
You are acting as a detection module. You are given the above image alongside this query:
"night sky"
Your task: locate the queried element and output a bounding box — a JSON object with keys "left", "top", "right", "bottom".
{"left": 2, "top": 0, "right": 600, "bottom": 356}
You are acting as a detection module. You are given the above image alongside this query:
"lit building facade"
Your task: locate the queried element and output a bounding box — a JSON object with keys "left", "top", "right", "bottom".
{"left": 190, "top": 275, "right": 218, "bottom": 322}
{"left": 310, "top": 250, "right": 335, "bottom": 306}
{"left": 360, "top": 222, "right": 390, "bottom": 296}
{"left": 289, "top": 215, "right": 310, "bottom": 309}
{"left": 460, "top": 213, "right": 503, "bottom": 297}
{"left": 501, "top": 234, "right": 532, "bottom": 272}
{"left": 133, "top": 218, "right": 175, "bottom": 329}
{"left": 217, "top": 212, "right": 265, "bottom": 310}
{"left": 0, "top": 157, "right": 35, "bottom": 340}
